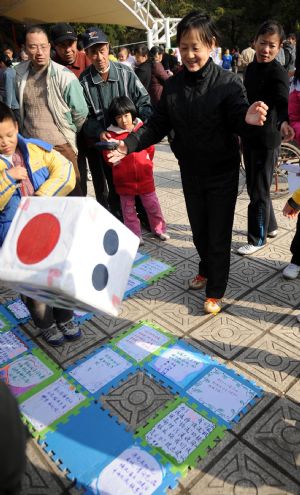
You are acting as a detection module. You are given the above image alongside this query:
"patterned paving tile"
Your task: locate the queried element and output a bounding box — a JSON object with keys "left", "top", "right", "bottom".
{"left": 21, "top": 439, "right": 74, "bottom": 495}
{"left": 286, "top": 381, "right": 300, "bottom": 405}
{"left": 162, "top": 207, "right": 188, "bottom": 224}
{"left": 226, "top": 290, "right": 293, "bottom": 331}
{"left": 270, "top": 311, "right": 300, "bottom": 350}
{"left": 230, "top": 258, "right": 277, "bottom": 289}
{"left": 232, "top": 213, "right": 248, "bottom": 232}
{"left": 153, "top": 292, "right": 209, "bottom": 333}
{"left": 0, "top": 284, "right": 18, "bottom": 302}
{"left": 274, "top": 213, "right": 295, "bottom": 232}
{"left": 162, "top": 232, "right": 198, "bottom": 259}
{"left": 235, "top": 334, "right": 300, "bottom": 393}
{"left": 165, "top": 259, "right": 199, "bottom": 291}
{"left": 189, "top": 440, "right": 300, "bottom": 494}
{"left": 257, "top": 273, "right": 300, "bottom": 307}
{"left": 36, "top": 320, "right": 107, "bottom": 366}
{"left": 253, "top": 243, "right": 292, "bottom": 271}
{"left": 189, "top": 313, "right": 263, "bottom": 359}
{"left": 243, "top": 398, "right": 300, "bottom": 482}
{"left": 89, "top": 298, "right": 150, "bottom": 337}
{"left": 156, "top": 193, "right": 186, "bottom": 210}
{"left": 100, "top": 370, "right": 175, "bottom": 431}
{"left": 133, "top": 279, "right": 185, "bottom": 311}
{"left": 223, "top": 275, "right": 251, "bottom": 303}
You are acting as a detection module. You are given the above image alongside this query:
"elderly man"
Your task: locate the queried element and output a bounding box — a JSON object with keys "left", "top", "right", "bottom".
{"left": 79, "top": 27, "right": 152, "bottom": 221}
{"left": 51, "top": 23, "right": 91, "bottom": 194}
{"left": 15, "top": 25, "right": 88, "bottom": 191}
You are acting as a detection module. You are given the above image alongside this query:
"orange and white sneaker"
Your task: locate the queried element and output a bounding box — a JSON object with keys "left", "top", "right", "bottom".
{"left": 204, "top": 297, "right": 222, "bottom": 315}
{"left": 189, "top": 275, "right": 207, "bottom": 290}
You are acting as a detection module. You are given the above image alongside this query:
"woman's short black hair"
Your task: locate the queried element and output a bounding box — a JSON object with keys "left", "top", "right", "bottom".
{"left": 0, "top": 102, "right": 17, "bottom": 124}
{"left": 149, "top": 45, "right": 164, "bottom": 60}
{"left": 108, "top": 96, "right": 137, "bottom": 125}
{"left": 134, "top": 44, "right": 149, "bottom": 58}
{"left": 254, "top": 20, "right": 285, "bottom": 44}
{"left": 176, "top": 11, "right": 220, "bottom": 47}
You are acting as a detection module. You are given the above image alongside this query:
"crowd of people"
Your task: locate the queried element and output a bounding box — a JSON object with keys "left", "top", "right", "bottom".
{"left": 0, "top": 11, "right": 300, "bottom": 494}
{"left": 0, "top": 14, "right": 299, "bottom": 329}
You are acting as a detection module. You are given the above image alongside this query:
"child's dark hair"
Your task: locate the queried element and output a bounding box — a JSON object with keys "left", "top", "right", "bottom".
{"left": 254, "top": 20, "right": 285, "bottom": 44}
{"left": 149, "top": 45, "right": 164, "bottom": 60}
{"left": 108, "top": 96, "right": 137, "bottom": 125}
{"left": 0, "top": 102, "right": 17, "bottom": 124}
{"left": 176, "top": 11, "right": 220, "bottom": 47}
{"left": 134, "top": 44, "right": 149, "bottom": 58}
{"left": 0, "top": 53, "right": 13, "bottom": 67}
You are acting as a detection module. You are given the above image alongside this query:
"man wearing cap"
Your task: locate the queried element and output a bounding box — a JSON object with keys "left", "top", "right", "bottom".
{"left": 51, "top": 23, "right": 90, "bottom": 78}
{"left": 79, "top": 26, "right": 152, "bottom": 219}
{"left": 51, "top": 23, "right": 91, "bottom": 194}
{"left": 15, "top": 25, "right": 88, "bottom": 191}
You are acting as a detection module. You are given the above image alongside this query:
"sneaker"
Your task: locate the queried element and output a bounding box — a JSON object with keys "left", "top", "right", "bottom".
{"left": 237, "top": 244, "right": 265, "bottom": 255}
{"left": 189, "top": 275, "right": 207, "bottom": 290}
{"left": 204, "top": 297, "right": 222, "bottom": 315}
{"left": 282, "top": 263, "right": 300, "bottom": 280}
{"left": 57, "top": 319, "right": 81, "bottom": 341}
{"left": 155, "top": 232, "right": 170, "bottom": 241}
{"left": 41, "top": 324, "right": 64, "bottom": 347}
{"left": 139, "top": 237, "right": 145, "bottom": 246}
{"left": 267, "top": 230, "right": 278, "bottom": 238}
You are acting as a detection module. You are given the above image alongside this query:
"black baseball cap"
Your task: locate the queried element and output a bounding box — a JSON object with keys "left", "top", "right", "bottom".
{"left": 51, "top": 24, "right": 77, "bottom": 44}
{"left": 82, "top": 27, "right": 108, "bottom": 50}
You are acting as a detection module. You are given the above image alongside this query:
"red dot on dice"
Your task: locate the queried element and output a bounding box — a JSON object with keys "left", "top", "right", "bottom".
{"left": 17, "top": 213, "right": 61, "bottom": 265}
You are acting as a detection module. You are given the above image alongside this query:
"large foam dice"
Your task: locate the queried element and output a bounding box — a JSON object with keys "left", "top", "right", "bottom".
{"left": 0, "top": 197, "right": 139, "bottom": 316}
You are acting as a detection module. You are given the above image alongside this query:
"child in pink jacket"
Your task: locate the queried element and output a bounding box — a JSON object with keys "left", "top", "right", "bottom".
{"left": 103, "top": 96, "right": 169, "bottom": 245}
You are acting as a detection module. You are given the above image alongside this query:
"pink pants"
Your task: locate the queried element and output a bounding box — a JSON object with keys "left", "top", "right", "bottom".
{"left": 120, "top": 191, "right": 167, "bottom": 237}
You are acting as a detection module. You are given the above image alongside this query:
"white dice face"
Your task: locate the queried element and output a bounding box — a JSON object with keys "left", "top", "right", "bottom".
{"left": 0, "top": 197, "right": 139, "bottom": 316}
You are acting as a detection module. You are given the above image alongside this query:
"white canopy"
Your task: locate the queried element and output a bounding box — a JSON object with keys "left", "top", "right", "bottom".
{"left": 1, "top": 0, "right": 148, "bottom": 29}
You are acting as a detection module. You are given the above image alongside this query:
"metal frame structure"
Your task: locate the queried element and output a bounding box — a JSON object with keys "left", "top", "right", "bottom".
{"left": 120, "top": 0, "right": 181, "bottom": 48}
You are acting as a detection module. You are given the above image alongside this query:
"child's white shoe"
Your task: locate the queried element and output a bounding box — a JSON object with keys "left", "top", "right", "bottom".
{"left": 156, "top": 233, "right": 170, "bottom": 241}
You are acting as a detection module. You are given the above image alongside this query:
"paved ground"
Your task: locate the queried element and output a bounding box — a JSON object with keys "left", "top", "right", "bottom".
{"left": 2, "top": 143, "right": 300, "bottom": 494}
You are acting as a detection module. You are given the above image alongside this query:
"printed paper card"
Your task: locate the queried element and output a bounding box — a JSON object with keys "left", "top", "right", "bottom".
{"left": 124, "top": 275, "right": 147, "bottom": 299}
{"left": 0, "top": 349, "right": 60, "bottom": 399}
{"left": 135, "top": 396, "right": 226, "bottom": 476}
{"left": 133, "top": 251, "right": 150, "bottom": 266}
{"left": 131, "top": 259, "right": 174, "bottom": 284}
{"left": 112, "top": 323, "right": 173, "bottom": 363}
{"left": 73, "top": 310, "right": 93, "bottom": 324}
{"left": 4, "top": 298, "right": 31, "bottom": 323}
{"left": 0, "top": 331, "right": 28, "bottom": 366}
{"left": 0, "top": 307, "right": 17, "bottom": 332}
{"left": 187, "top": 367, "right": 257, "bottom": 423}
{"left": 148, "top": 343, "right": 212, "bottom": 389}
{"left": 68, "top": 348, "right": 132, "bottom": 394}
{"left": 89, "top": 446, "right": 164, "bottom": 495}
{"left": 20, "top": 376, "right": 87, "bottom": 435}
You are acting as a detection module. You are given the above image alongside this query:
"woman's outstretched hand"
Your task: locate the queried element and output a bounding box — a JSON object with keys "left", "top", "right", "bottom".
{"left": 245, "top": 101, "right": 268, "bottom": 126}
{"left": 107, "top": 140, "right": 128, "bottom": 164}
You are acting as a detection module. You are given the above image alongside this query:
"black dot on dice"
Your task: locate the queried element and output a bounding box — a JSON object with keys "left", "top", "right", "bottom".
{"left": 92, "top": 264, "right": 109, "bottom": 291}
{"left": 103, "top": 229, "right": 119, "bottom": 255}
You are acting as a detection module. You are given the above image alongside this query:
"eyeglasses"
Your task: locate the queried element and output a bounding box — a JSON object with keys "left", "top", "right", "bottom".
{"left": 26, "top": 44, "right": 50, "bottom": 52}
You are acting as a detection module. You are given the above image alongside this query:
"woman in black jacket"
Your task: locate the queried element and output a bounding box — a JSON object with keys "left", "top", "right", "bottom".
{"left": 107, "top": 11, "right": 268, "bottom": 315}
{"left": 134, "top": 44, "right": 152, "bottom": 92}
{"left": 238, "top": 20, "right": 294, "bottom": 255}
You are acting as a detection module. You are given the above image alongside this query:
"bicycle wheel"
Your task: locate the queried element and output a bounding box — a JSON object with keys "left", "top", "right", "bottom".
{"left": 270, "top": 142, "right": 300, "bottom": 198}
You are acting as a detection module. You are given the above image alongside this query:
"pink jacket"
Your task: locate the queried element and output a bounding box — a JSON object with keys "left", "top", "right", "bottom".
{"left": 103, "top": 119, "right": 155, "bottom": 195}
{"left": 288, "top": 80, "right": 300, "bottom": 146}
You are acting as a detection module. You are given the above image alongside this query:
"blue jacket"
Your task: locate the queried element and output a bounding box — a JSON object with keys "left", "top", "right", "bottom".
{"left": 0, "top": 135, "right": 75, "bottom": 245}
